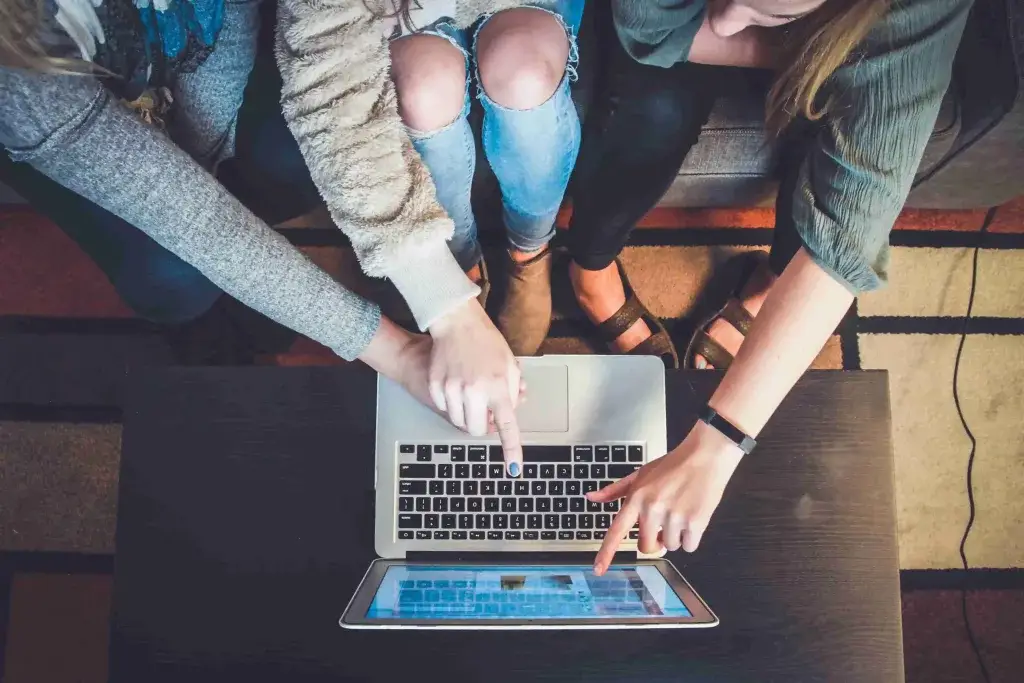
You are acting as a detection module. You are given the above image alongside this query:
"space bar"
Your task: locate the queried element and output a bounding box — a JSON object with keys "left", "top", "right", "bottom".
{"left": 522, "top": 446, "right": 572, "bottom": 462}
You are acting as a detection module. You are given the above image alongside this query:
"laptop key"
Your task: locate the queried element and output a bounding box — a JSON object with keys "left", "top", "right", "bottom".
{"left": 434, "top": 444, "right": 449, "bottom": 454}
{"left": 573, "top": 465, "right": 589, "bottom": 479}
{"left": 416, "top": 497, "right": 431, "bottom": 512}
{"left": 531, "top": 481, "right": 546, "bottom": 496}
{"left": 594, "top": 530, "right": 607, "bottom": 540}
{"left": 498, "top": 481, "right": 512, "bottom": 496}
{"left": 472, "top": 464, "right": 487, "bottom": 479}
{"left": 550, "top": 481, "right": 564, "bottom": 496}
{"left": 583, "top": 481, "right": 599, "bottom": 494}
{"left": 399, "top": 530, "right": 414, "bottom": 539}
{"left": 459, "top": 514, "right": 473, "bottom": 528}
{"left": 476, "top": 514, "right": 491, "bottom": 529}
{"left": 400, "top": 481, "right": 427, "bottom": 496}
{"left": 400, "top": 463, "right": 435, "bottom": 478}
{"left": 442, "top": 514, "right": 457, "bottom": 529}
{"left": 566, "top": 481, "right": 581, "bottom": 496}
{"left": 515, "top": 481, "right": 529, "bottom": 496}
{"left": 489, "top": 446, "right": 504, "bottom": 462}
{"left": 628, "top": 530, "right": 640, "bottom": 539}
{"left": 609, "top": 464, "right": 641, "bottom": 479}
{"left": 468, "top": 446, "right": 487, "bottom": 461}
{"left": 587, "top": 500, "right": 602, "bottom": 512}
{"left": 432, "top": 498, "right": 448, "bottom": 512}
{"left": 579, "top": 514, "right": 593, "bottom": 529}
{"left": 438, "top": 464, "right": 453, "bottom": 479}
{"left": 604, "top": 500, "right": 620, "bottom": 512}
{"left": 464, "top": 481, "right": 478, "bottom": 496}
{"left": 398, "top": 514, "right": 422, "bottom": 528}
{"left": 399, "top": 497, "right": 413, "bottom": 512}
{"left": 485, "top": 498, "right": 499, "bottom": 512}
{"left": 541, "top": 531, "right": 556, "bottom": 540}
{"left": 596, "top": 514, "right": 611, "bottom": 529}
{"left": 511, "top": 514, "right": 525, "bottom": 529}
{"left": 527, "top": 514, "right": 542, "bottom": 529}
{"left": 554, "top": 498, "right": 568, "bottom": 512}
{"left": 416, "top": 530, "right": 431, "bottom": 540}
{"left": 481, "top": 481, "right": 496, "bottom": 496}
{"left": 518, "top": 498, "right": 534, "bottom": 512}
{"left": 536, "top": 498, "right": 551, "bottom": 512}
{"left": 455, "top": 464, "right": 470, "bottom": 479}
{"left": 494, "top": 515, "right": 508, "bottom": 529}
{"left": 488, "top": 531, "right": 503, "bottom": 540}
{"left": 470, "top": 531, "right": 486, "bottom": 540}
{"left": 502, "top": 498, "right": 516, "bottom": 512}
{"left": 629, "top": 446, "right": 643, "bottom": 462}
{"left": 416, "top": 445, "right": 432, "bottom": 461}
{"left": 489, "top": 464, "right": 504, "bottom": 479}
{"left": 595, "top": 446, "right": 610, "bottom": 462}
{"left": 570, "top": 498, "right": 585, "bottom": 512}
{"left": 451, "top": 497, "right": 466, "bottom": 512}
{"left": 451, "top": 446, "right": 466, "bottom": 462}
{"left": 558, "top": 531, "right": 574, "bottom": 541}
{"left": 591, "top": 464, "right": 607, "bottom": 479}
{"left": 557, "top": 465, "right": 572, "bottom": 479}
{"left": 399, "top": 444, "right": 415, "bottom": 454}
{"left": 561, "top": 514, "right": 576, "bottom": 529}
{"left": 524, "top": 531, "right": 539, "bottom": 540}
{"left": 523, "top": 446, "right": 572, "bottom": 462}
{"left": 446, "top": 481, "right": 461, "bottom": 496}
{"left": 434, "top": 531, "right": 450, "bottom": 540}
{"left": 453, "top": 531, "right": 468, "bottom": 540}
{"left": 524, "top": 464, "right": 539, "bottom": 479}
{"left": 612, "top": 446, "right": 627, "bottom": 462}
{"left": 544, "top": 514, "right": 559, "bottom": 529}
{"left": 468, "top": 498, "right": 482, "bottom": 512}
{"left": 573, "top": 446, "right": 593, "bottom": 462}
{"left": 430, "top": 481, "right": 444, "bottom": 496}
{"left": 576, "top": 531, "right": 592, "bottom": 540}
{"left": 505, "top": 531, "right": 522, "bottom": 540}
{"left": 425, "top": 514, "right": 439, "bottom": 529}
{"left": 540, "top": 465, "right": 555, "bottom": 479}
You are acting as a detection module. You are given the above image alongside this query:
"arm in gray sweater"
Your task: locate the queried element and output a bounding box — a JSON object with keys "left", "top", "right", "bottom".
{"left": 0, "top": 66, "right": 381, "bottom": 361}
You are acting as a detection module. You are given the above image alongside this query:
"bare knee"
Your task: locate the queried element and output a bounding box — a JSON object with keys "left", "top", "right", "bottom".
{"left": 476, "top": 8, "right": 570, "bottom": 110}
{"left": 390, "top": 34, "right": 467, "bottom": 132}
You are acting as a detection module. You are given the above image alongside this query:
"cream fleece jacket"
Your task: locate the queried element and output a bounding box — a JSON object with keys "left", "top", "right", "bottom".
{"left": 276, "top": 0, "right": 527, "bottom": 331}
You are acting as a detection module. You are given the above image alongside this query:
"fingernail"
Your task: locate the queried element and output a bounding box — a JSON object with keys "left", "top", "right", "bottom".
{"left": 694, "top": 357, "right": 707, "bottom": 370}
{"left": 508, "top": 461, "right": 520, "bottom": 477}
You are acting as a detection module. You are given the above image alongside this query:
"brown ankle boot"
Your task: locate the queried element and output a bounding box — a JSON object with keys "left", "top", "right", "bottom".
{"left": 497, "top": 248, "right": 553, "bottom": 356}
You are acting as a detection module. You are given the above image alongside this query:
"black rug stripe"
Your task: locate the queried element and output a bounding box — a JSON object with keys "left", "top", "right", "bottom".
{"left": 0, "top": 559, "right": 10, "bottom": 681}
{"left": 901, "top": 568, "right": 1024, "bottom": 591}
{"left": 840, "top": 301, "right": 862, "bottom": 370}
{"left": 0, "top": 404, "right": 122, "bottom": 423}
{"left": 0, "top": 317, "right": 161, "bottom": 335}
{"left": 0, "top": 552, "right": 115, "bottom": 574}
{"left": 859, "top": 316, "right": 1024, "bottom": 335}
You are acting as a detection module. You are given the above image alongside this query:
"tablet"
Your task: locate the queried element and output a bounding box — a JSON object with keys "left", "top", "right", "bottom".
{"left": 340, "top": 559, "right": 718, "bottom": 629}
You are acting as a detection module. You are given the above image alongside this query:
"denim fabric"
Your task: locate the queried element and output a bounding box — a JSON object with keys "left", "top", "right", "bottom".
{"left": 407, "top": 0, "right": 585, "bottom": 271}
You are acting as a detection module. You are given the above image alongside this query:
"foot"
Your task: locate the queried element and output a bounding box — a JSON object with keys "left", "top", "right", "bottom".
{"left": 570, "top": 260, "right": 653, "bottom": 353}
{"left": 694, "top": 262, "right": 777, "bottom": 369}
{"left": 496, "top": 247, "right": 553, "bottom": 356}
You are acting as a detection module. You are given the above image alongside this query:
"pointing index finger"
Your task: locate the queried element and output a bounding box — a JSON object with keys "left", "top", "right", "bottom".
{"left": 594, "top": 502, "right": 638, "bottom": 575}
{"left": 491, "top": 392, "right": 523, "bottom": 477}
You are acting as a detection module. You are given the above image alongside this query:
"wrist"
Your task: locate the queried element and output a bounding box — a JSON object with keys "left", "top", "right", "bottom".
{"left": 428, "top": 298, "right": 480, "bottom": 337}
{"left": 689, "top": 418, "right": 746, "bottom": 466}
{"left": 358, "top": 316, "right": 417, "bottom": 377}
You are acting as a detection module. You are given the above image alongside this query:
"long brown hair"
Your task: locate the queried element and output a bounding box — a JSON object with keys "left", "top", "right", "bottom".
{"left": 0, "top": 0, "right": 95, "bottom": 73}
{"left": 766, "top": 0, "right": 889, "bottom": 133}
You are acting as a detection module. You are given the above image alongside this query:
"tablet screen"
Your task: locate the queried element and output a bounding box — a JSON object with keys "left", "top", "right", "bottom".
{"left": 365, "top": 565, "right": 692, "bottom": 620}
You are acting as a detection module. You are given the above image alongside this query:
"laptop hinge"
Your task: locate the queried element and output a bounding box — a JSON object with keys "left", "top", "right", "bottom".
{"left": 406, "top": 551, "right": 638, "bottom": 563}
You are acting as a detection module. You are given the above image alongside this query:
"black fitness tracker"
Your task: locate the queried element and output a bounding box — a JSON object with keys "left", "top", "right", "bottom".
{"left": 698, "top": 404, "right": 757, "bottom": 455}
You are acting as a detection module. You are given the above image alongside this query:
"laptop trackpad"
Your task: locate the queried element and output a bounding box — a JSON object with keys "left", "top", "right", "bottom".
{"left": 516, "top": 364, "right": 569, "bottom": 433}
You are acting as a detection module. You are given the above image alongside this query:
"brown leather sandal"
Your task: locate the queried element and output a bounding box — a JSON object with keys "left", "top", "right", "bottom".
{"left": 685, "top": 251, "right": 771, "bottom": 370}
{"left": 591, "top": 258, "right": 680, "bottom": 370}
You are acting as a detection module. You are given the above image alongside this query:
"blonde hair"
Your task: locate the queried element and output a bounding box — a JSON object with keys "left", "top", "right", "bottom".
{"left": 766, "top": 0, "right": 889, "bottom": 134}
{"left": 1, "top": 0, "right": 94, "bottom": 73}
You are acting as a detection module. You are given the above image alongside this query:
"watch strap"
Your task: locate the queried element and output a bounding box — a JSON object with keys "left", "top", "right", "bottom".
{"left": 698, "top": 404, "right": 757, "bottom": 455}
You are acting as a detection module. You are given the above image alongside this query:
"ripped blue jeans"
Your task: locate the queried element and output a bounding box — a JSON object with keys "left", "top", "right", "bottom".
{"left": 403, "top": 0, "right": 585, "bottom": 271}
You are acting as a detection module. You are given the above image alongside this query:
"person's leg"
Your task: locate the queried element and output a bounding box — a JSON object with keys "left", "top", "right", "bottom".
{"left": 566, "top": 31, "right": 717, "bottom": 351}
{"left": 390, "top": 30, "right": 483, "bottom": 280}
{"left": 473, "top": 2, "right": 583, "bottom": 353}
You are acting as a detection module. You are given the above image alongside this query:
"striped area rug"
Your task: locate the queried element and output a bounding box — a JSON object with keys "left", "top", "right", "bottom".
{"left": 2, "top": 199, "right": 1023, "bottom": 682}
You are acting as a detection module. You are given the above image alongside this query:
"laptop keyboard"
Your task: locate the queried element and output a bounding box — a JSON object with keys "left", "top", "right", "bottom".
{"left": 395, "top": 444, "right": 643, "bottom": 542}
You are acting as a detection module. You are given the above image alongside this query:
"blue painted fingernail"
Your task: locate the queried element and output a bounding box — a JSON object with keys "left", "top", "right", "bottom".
{"left": 508, "top": 462, "right": 521, "bottom": 477}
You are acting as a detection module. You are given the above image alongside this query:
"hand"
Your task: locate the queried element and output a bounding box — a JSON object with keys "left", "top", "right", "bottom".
{"left": 588, "top": 421, "right": 744, "bottom": 574}
{"left": 428, "top": 299, "right": 524, "bottom": 475}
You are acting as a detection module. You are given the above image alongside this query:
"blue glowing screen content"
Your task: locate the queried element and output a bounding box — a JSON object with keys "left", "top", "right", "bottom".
{"left": 366, "top": 565, "right": 692, "bottom": 620}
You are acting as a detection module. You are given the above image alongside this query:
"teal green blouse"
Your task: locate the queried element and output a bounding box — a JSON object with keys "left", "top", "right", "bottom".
{"left": 612, "top": 0, "right": 974, "bottom": 293}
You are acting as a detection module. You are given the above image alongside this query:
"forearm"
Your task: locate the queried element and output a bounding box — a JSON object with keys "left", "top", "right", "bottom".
{"left": 707, "top": 248, "right": 854, "bottom": 437}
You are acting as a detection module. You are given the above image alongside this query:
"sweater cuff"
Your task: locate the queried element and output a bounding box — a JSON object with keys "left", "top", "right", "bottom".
{"left": 382, "top": 241, "right": 480, "bottom": 331}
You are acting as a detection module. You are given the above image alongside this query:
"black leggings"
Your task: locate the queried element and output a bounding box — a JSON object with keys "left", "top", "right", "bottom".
{"left": 567, "top": 10, "right": 807, "bottom": 276}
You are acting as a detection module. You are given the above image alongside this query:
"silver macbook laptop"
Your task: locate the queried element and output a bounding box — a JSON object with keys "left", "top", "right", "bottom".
{"left": 341, "top": 355, "right": 718, "bottom": 629}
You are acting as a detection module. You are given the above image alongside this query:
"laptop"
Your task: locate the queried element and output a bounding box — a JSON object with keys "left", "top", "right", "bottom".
{"left": 340, "top": 355, "right": 718, "bottom": 629}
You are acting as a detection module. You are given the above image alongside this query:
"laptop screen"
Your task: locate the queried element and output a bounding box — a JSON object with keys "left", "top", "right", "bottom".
{"left": 365, "top": 565, "right": 692, "bottom": 620}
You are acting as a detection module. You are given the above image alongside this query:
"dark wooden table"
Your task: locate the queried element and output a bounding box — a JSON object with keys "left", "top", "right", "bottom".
{"left": 110, "top": 367, "right": 902, "bottom": 683}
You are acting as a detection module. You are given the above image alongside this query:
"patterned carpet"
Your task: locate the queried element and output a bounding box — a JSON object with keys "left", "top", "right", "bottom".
{"left": 2, "top": 198, "right": 1023, "bottom": 681}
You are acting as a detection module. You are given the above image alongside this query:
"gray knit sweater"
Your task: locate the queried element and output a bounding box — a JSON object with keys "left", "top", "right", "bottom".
{"left": 612, "top": 0, "right": 973, "bottom": 292}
